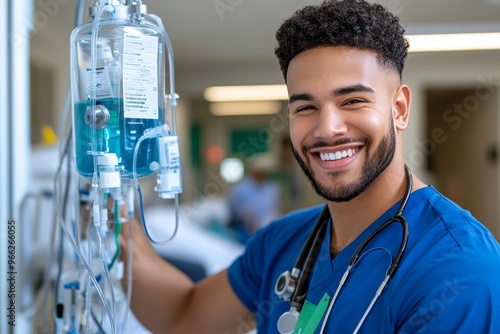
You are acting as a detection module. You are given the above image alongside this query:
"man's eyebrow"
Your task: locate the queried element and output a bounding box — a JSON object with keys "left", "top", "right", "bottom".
{"left": 333, "top": 84, "right": 375, "bottom": 96}
{"left": 289, "top": 84, "right": 375, "bottom": 104}
{"left": 289, "top": 93, "right": 314, "bottom": 104}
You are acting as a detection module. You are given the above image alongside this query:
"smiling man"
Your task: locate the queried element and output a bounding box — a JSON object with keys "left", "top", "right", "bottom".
{"left": 121, "top": 1, "right": 500, "bottom": 333}
{"left": 285, "top": 44, "right": 416, "bottom": 256}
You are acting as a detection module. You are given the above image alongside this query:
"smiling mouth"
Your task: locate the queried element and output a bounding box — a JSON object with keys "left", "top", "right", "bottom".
{"left": 319, "top": 148, "right": 356, "bottom": 161}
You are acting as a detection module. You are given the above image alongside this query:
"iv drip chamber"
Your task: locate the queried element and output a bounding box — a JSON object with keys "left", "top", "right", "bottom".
{"left": 70, "top": 13, "right": 166, "bottom": 179}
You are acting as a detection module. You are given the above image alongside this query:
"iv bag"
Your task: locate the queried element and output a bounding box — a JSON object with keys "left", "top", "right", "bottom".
{"left": 70, "top": 16, "right": 165, "bottom": 178}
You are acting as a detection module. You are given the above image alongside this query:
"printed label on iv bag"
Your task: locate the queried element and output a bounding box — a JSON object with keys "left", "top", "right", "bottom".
{"left": 123, "top": 33, "right": 159, "bottom": 120}
{"left": 157, "top": 136, "right": 182, "bottom": 198}
{"left": 86, "top": 67, "right": 114, "bottom": 99}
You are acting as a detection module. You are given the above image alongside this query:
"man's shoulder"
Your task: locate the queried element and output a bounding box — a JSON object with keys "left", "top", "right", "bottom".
{"left": 409, "top": 186, "right": 490, "bottom": 236}
{"left": 421, "top": 187, "right": 497, "bottom": 245}
{"left": 403, "top": 186, "right": 500, "bottom": 278}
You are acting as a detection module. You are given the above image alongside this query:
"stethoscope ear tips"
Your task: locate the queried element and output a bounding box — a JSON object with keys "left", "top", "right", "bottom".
{"left": 277, "top": 307, "right": 299, "bottom": 334}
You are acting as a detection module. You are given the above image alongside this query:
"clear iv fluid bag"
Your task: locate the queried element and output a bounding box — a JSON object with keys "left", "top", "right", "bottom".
{"left": 70, "top": 19, "right": 165, "bottom": 178}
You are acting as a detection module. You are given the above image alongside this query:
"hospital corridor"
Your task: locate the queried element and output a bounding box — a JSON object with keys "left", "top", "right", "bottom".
{"left": 1, "top": 0, "right": 500, "bottom": 333}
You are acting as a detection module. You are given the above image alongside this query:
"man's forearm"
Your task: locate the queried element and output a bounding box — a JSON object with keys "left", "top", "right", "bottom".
{"left": 122, "top": 251, "right": 194, "bottom": 333}
{"left": 120, "top": 217, "right": 195, "bottom": 333}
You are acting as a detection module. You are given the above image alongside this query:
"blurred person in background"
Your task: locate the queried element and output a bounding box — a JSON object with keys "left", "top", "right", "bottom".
{"left": 227, "top": 153, "right": 280, "bottom": 243}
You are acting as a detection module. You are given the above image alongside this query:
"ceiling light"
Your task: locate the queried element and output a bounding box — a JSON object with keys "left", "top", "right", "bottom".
{"left": 407, "top": 32, "right": 500, "bottom": 52}
{"left": 204, "top": 84, "right": 288, "bottom": 102}
{"left": 209, "top": 101, "right": 282, "bottom": 116}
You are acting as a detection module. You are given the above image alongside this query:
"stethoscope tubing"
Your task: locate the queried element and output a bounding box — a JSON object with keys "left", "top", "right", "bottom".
{"left": 277, "top": 165, "right": 413, "bottom": 334}
{"left": 319, "top": 213, "right": 409, "bottom": 333}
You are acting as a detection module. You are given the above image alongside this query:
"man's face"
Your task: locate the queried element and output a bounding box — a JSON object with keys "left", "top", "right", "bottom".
{"left": 286, "top": 46, "right": 401, "bottom": 202}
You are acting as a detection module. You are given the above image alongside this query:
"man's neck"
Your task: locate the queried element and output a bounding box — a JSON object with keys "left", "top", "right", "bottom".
{"left": 327, "top": 164, "right": 424, "bottom": 256}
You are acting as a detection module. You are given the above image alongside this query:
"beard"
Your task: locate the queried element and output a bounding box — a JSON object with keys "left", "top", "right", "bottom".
{"left": 292, "top": 116, "right": 396, "bottom": 202}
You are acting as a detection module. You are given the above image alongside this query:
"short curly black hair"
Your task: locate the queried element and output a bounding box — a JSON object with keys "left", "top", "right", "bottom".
{"left": 275, "top": 0, "right": 409, "bottom": 81}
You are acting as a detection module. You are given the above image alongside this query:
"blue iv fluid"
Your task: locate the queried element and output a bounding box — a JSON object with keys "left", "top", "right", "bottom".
{"left": 74, "top": 98, "right": 160, "bottom": 178}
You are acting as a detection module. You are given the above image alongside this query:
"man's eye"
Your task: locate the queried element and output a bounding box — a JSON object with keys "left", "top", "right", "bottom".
{"left": 344, "top": 99, "right": 363, "bottom": 105}
{"left": 296, "top": 105, "right": 315, "bottom": 112}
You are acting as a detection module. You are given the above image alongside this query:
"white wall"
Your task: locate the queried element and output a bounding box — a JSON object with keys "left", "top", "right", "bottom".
{"left": 402, "top": 50, "right": 500, "bottom": 178}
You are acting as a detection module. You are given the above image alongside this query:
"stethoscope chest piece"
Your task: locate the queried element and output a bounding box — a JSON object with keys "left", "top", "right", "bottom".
{"left": 275, "top": 270, "right": 297, "bottom": 301}
{"left": 277, "top": 306, "right": 299, "bottom": 334}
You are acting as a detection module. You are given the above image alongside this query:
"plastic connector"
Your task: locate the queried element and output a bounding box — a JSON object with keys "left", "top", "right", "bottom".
{"left": 166, "top": 93, "right": 180, "bottom": 107}
{"left": 103, "top": 3, "right": 115, "bottom": 14}
{"left": 93, "top": 204, "right": 101, "bottom": 226}
{"left": 97, "top": 153, "right": 118, "bottom": 166}
{"left": 63, "top": 281, "right": 80, "bottom": 290}
{"left": 98, "top": 153, "right": 121, "bottom": 189}
{"left": 126, "top": 186, "right": 135, "bottom": 217}
{"left": 143, "top": 124, "right": 170, "bottom": 139}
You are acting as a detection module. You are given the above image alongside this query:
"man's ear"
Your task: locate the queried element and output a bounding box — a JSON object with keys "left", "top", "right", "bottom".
{"left": 394, "top": 84, "right": 411, "bottom": 131}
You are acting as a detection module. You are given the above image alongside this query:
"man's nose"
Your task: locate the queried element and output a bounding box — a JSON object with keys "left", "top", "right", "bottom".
{"left": 313, "top": 106, "right": 348, "bottom": 139}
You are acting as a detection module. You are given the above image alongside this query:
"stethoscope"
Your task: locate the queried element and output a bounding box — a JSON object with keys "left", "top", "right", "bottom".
{"left": 275, "top": 165, "right": 412, "bottom": 334}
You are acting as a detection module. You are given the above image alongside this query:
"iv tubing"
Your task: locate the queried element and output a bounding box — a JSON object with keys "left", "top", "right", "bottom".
{"left": 132, "top": 135, "right": 179, "bottom": 245}
{"left": 90, "top": 2, "right": 114, "bottom": 190}
{"left": 107, "top": 202, "right": 122, "bottom": 270}
{"left": 127, "top": 13, "right": 181, "bottom": 246}
{"left": 97, "top": 224, "right": 117, "bottom": 334}
{"left": 55, "top": 187, "right": 116, "bottom": 333}
{"left": 86, "top": 6, "right": 118, "bottom": 332}
{"left": 85, "top": 225, "right": 92, "bottom": 334}
{"left": 145, "top": 14, "right": 178, "bottom": 135}
{"left": 121, "top": 185, "right": 134, "bottom": 334}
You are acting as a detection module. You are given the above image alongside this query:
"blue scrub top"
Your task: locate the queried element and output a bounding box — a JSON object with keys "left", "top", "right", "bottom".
{"left": 228, "top": 186, "right": 500, "bottom": 333}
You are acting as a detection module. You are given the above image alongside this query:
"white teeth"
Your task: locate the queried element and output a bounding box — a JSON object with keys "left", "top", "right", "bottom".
{"left": 320, "top": 148, "right": 356, "bottom": 161}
